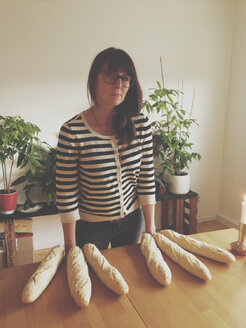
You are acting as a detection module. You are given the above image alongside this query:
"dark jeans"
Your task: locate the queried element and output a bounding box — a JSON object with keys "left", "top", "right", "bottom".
{"left": 76, "top": 208, "right": 143, "bottom": 250}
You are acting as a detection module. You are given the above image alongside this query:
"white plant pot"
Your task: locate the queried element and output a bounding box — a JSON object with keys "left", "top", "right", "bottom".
{"left": 168, "top": 172, "right": 190, "bottom": 195}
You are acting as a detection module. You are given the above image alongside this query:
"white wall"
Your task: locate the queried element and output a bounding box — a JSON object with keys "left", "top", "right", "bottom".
{"left": 0, "top": 0, "right": 235, "bottom": 228}
{"left": 219, "top": 0, "right": 246, "bottom": 226}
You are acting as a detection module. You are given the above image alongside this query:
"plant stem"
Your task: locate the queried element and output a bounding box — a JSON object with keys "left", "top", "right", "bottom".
{"left": 160, "top": 56, "right": 170, "bottom": 133}
{"left": 160, "top": 56, "right": 165, "bottom": 88}
{"left": 1, "top": 163, "right": 4, "bottom": 189}
{"left": 2, "top": 162, "right": 7, "bottom": 190}
{"left": 7, "top": 158, "right": 14, "bottom": 193}
{"left": 181, "top": 79, "right": 184, "bottom": 109}
{"left": 190, "top": 88, "right": 195, "bottom": 119}
{"left": 178, "top": 80, "right": 180, "bottom": 105}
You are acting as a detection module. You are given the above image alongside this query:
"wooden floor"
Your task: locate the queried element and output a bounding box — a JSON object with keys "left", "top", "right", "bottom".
{"left": 196, "top": 220, "right": 228, "bottom": 233}
{"left": 33, "top": 220, "right": 229, "bottom": 263}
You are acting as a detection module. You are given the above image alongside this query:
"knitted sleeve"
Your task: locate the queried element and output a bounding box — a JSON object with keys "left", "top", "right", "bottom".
{"left": 56, "top": 121, "right": 80, "bottom": 223}
{"left": 136, "top": 115, "right": 156, "bottom": 205}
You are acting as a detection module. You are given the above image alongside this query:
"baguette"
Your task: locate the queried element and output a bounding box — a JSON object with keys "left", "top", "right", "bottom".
{"left": 67, "top": 246, "right": 92, "bottom": 308}
{"left": 140, "top": 233, "right": 171, "bottom": 286}
{"left": 21, "top": 245, "right": 65, "bottom": 303}
{"left": 160, "top": 229, "right": 235, "bottom": 263}
{"left": 83, "top": 243, "right": 129, "bottom": 295}
{"left": 154, "top": 233, "right": 211, "bottom": 281}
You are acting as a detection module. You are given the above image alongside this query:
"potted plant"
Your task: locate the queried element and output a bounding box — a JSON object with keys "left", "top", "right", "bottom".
{"left": 12, "top": 143, "right": 57, "bottom": 210}
{"left": 143, "top": 62, "right": 201, "bottom": 195}
{"left": 0, "top": 115, "right": 41, "bottom": 214}
{"left": 154, "top": 168, "right": 168, "bottom": 195}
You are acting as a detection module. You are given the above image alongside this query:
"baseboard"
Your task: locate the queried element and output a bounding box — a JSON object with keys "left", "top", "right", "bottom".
{"left": 216, "top": 215, "right": 239, "bottom": 229}
{"left": 198, "top": 215, "right": 239, "bottom": 230}
{"left": 197, "top": 216, "right": 217, "bottom": 223}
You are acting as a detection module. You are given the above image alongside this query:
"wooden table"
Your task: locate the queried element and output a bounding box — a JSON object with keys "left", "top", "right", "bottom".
{"left": 0, "top": 228, "right": 245, "bottom": 328}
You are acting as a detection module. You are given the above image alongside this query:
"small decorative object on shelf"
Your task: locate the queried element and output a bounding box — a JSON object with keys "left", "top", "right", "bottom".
{"left": 231, "top": 195, "right": 246, "bottom": 256}
{"left": 0, "top": 202, "right": 58, "bottom": 220}
{"left": 18, "top": 203, "right": 43, "bottom": 214}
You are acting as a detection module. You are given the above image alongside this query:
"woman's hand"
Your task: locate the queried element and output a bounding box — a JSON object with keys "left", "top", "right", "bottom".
{"left": 145, "top": 221, "right": 156, "bottom": 235}
{"left": 142, "top": 204, "right": 156, "bottom": 235}
{"left": 62, "top": 221, "right": 76, "bottom": 251}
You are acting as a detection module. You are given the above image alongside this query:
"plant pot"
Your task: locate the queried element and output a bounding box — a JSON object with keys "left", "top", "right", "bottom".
{"left": 168, "top": 172, "right": 190, "bottom": 195}
{"left": 0, "top": 189, "right": 18, "bottom": 214}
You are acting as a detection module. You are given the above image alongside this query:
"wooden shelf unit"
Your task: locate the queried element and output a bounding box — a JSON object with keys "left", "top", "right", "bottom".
{"left": 156, "top": 190, "right": 199, "bottom": 234}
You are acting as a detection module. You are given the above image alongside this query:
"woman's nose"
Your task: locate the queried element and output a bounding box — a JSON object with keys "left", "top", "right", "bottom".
{"left": 114, "top": 77, "right": 123, "bottom": 88}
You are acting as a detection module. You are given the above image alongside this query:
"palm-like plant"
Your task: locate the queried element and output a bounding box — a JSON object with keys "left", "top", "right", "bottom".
{"left": 144, "top": 83, "right": 201, "bottom": 175}
{"left": 12, "top": 143, "right": 56, "bottom": 208}
{"left": 143, "top": 59, "right": 201, "bottom": 178}
{"left": 0, "top": 115, "right": 41, "bottom": 193}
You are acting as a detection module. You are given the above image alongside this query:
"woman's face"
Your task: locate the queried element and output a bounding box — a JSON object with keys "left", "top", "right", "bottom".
{"left": 95, "top": 67, "right": 131, "bottom": 109}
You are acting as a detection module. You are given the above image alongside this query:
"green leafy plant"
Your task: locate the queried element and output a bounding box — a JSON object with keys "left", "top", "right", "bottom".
{"left": 143, "top": 61, "right": 201, "bottom": 177}
{"left": 12, "top": 143, "right": 57, "bottom": 207}
{"left": 154, "top": 168, "right": 168, "bottom": 194}
{"left": 0, "top": 115, "right": 41, "bottom": 193}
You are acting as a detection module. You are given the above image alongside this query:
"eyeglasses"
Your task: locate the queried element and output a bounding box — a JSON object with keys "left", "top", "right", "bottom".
{"left": 100, "top": 69, "right": 132, "bottom": 88}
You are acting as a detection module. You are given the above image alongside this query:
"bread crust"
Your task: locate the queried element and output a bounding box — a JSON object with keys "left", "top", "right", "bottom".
{"left": 67, "top": 246, "right": 92, "bottom": 308}
{"left": 154, "top": 233, "right": 212, "bottom": 281}
{"left": 21, "top": 245, "right": 65, "bottom": 303}
{"left": 160, "top": 229, "right": 235, "bottom": 263}
{"left": 140, "top": 233, "right": 172, "bottom": 286}
{"left": 83, "top": 243, "right": 129, "bottom": 295}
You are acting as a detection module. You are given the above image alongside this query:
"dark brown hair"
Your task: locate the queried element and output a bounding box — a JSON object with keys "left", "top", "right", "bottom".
{"left": 87, "top": 47, "right": 143, "bottom": 144}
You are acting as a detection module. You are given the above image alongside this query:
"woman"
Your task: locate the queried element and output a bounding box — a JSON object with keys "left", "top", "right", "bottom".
{"left": 56, "top": 47, "right": 156, "bottom": 251}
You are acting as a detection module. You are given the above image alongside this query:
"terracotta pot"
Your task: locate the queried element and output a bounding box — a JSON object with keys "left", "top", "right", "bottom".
{"left": 0, "top": 189, "right": 18, "bottom": 214}
{"left": 168, "top": 172, "right": 190, "bottom": 195}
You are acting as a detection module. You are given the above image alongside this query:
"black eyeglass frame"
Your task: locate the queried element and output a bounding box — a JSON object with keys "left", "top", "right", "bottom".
{"left": 99, "top": 69, "right": 134, "bottom": 88}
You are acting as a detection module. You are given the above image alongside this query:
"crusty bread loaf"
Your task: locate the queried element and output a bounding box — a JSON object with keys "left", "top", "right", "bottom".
{"left": 67, "top": 246, "right": 92, "bottom": 308}
{"left": 83, "top": 243, "right": 129, "bottom": 295}
{"left": 21, "top": 245, "right": 65, "bottom": 303}
{"left": 140, "top": 233, "right": 171, "bottom": 286}
{"left": 160, "top": 229, "right": 235, "bottom": 264}
{"left": 153, "top": 233, "right": 211, "bottom": 281}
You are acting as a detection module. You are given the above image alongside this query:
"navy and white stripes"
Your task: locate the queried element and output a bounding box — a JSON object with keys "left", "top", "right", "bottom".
{"left": 56, "top": 111, "right": 156, "bottom": 223}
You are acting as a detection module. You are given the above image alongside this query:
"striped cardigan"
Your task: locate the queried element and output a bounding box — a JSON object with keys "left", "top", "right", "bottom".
{"left": 56, "top": 111, "right": 156, "bottom": 223}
